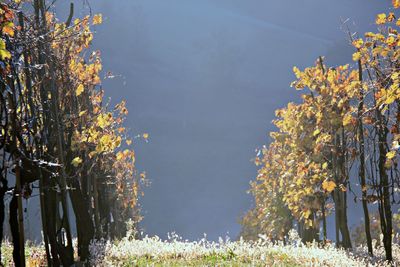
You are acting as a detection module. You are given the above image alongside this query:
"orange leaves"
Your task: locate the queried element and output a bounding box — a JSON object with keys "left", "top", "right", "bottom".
{"left": 393, "top": 0, "right": 400, "bottom": 8}
{"left": 115, "top": 100, "right": 129, "bottom": 115}
{"left": 92, "top": 14, "right": 103, "bottom": 25}
{"left": 362, "top": 116, "right": 374, "bottom": 125}
{"left": 2, "top": 21, "right": 14, "bottom": 37}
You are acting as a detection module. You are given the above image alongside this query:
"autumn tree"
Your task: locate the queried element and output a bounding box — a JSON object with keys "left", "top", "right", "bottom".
{"left": 0, "top": 0, "right": 146, "bottom": 266}
{"left": 242, "top": 0, "right": 400, "bottom": 262}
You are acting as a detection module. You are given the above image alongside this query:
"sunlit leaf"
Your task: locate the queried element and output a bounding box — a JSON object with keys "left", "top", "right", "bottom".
{"left": 76, "top": 84, "right": 84, "bottom": 96}
{"left": 376, "top": 13, "right": 387, "bottom": 25}
{"left": 71, "top": 157, "right": 83, "bottom": 167}
{"left": 322, "top": 180, "right": 336, "bottom": 193}
{"left": 93, "top": 14, "right": 103, "bottom": 25}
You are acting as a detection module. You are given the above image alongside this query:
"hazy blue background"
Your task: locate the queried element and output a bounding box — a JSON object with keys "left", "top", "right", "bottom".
{"left": 32, "top": 0, "right": 390, "bottom": 241}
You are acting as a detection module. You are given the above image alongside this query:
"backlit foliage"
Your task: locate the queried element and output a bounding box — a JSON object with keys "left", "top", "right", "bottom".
{"left": 0, "top": 0, "right": 145, "bottom": 265}
{"left": 243, "top": 0, "right": 400, "bottom": 262}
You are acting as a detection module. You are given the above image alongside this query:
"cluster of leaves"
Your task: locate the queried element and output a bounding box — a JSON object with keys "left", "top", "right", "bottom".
{"left": 242, "top": 0, "right": 400, "bottom": 261}
{"left": 46, "top": 9, "right": 143, "bottom": 207}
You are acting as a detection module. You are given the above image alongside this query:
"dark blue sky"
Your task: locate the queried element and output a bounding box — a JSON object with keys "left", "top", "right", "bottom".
{"left": 48, "top": 0, "right": 391, "bottom": 241}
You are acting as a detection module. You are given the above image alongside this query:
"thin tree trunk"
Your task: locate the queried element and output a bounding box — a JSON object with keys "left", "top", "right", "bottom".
{"left": 377, "top": 123, "right": 393, "bottom": 261}
{"left": 0, "top": 179, "right": 7, "bottom": 264}
{"left": 321, "top": 199, "right": 327, "bottom": 243}
{"left": 357, "top": 59, "right": 373, "bottom": 255}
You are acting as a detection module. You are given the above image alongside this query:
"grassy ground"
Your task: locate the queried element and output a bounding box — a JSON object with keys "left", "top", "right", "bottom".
{"left": 1, "top": 241, "right": 47, "bottom": 266}
{"left": 0, "top": 244, "right": 300, "bottom": 267}
{"left": 103, "top": 251, "right": 301, "bottom": 267}
{"left": 1, "top": 231, "right": 399, "bottom": 266}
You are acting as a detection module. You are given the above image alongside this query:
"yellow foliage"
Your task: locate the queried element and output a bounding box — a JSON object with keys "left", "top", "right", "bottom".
{"left": 343, "top": 113, "right": 354, "bottom": 127}
{"left": 386, "top": 151, "right": 396, "bottom": 160}
{"left": 376, "top": 13, "right": 387, "bottom": 25}
{"left": 76, "top": 84, "right": 84, "bottom": 96}
{"left": 0, "top": 39, "right": 11, "bottom": 60}
{"left": 322, "top": 180, "right": 336, "bottom": 193}
{"left": 2, "top": 22, "right": 14, "bottom": 37}
{"left": 352, "top": 52, "right": 361, "bottom": 61}
{"left": 93, "top": 14, "right": 103, "bottom": 25}
{"left": 71, "top": 157, "right": 83, "bottom": 167}
{"left": 352, "top": 38, "right": 363, "bottom": 49}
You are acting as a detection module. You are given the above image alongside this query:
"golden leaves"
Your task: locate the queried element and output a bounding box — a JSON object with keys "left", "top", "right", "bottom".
{"left": 71, "top": 157, "right": 83, "bottom": 167}
{"left": 76, "top": 84, "right": 84, "bottom": 96}
{"left": 386, "top": 36, "right": 396, "bottom": 47}
{"left": 2, "top": 22, "right": 14, "bottom": 37}
{"left": 93, "top": 14, "right": 103, "bottom": 25}
{"left": 116, "top": 151, "right": 124, "bottom": 161}
{"left": 97, "top": 113, "right": 113, "bottom": 129}
{"left": 312, "top": 129, "right": 320, "bottom": 136}
{"left": 96, "top": 134, "right": 121, "bottom": 152}
{"left": 376, "top": 13, "right": 387, "bottom": 25}
{"left": 393, "top": 0, "right": 400, "bottom": 8}
{"left": 352, "top": 52, "right": 361, "bottom": 62}
{"left": 343, "top": 113, "right": 355, "bottom": 127}
{"left": 352, "top": 38, "right": 363, "bottom": 49}
{"left": 293, "top": 66, "right": 302, "bottom": 79}
{"left": 247, "top": 5, "right": 400, "bottom": 241}
{"left": 0, "top": 39, "right": 11, "bottom": 60}
{"left": 302, "top": 209, "right": 312, "bottom": 219}
{"left": 0, "top": 0, "right": 143, "bottom": 229}
{"left": 386, "top": 151, "right": 396, "bottom": 160}
{"left": 322, "top": 180, "right": 336, "bottom": 193}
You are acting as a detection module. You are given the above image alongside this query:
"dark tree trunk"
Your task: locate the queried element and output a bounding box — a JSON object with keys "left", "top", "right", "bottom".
{"left": 0, "top": 179, "right": 7, "bottom": 264}
{"left": 357, "top": 59, "right": 373, "bottom": 255}
{"left": 377, "top": 123, "right": 393, "bottom": 261}
{"left": 68, "top": 178, "right": 94, "bottom": 262}
{"left": 333, "top": 133, "right": 352, "bottom": 249}
{"left": 10, "top": 196, "right": 21, "bottom": 267}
